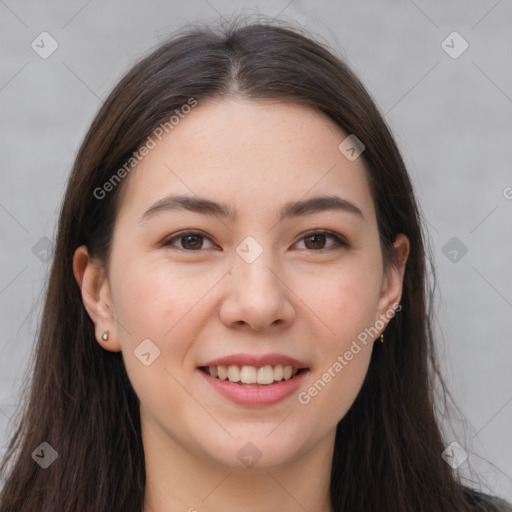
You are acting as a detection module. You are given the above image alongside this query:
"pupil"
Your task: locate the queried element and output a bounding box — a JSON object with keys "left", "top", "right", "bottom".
{"left": 306, "top": 234, "right": 325, "bottom": 249}
{"left": 183, "top": 235, "right": 201, "bottom": 249}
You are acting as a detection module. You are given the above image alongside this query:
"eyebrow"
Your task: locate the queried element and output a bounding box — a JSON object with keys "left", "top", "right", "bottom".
{"left": 139, "top": 194, "right": 365, "bottom": 224}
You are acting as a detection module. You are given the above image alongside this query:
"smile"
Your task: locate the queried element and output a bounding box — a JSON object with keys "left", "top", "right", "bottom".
{"left": 199, "top": 364, "right": 305, "bottom": 386}
{"left": 198, "top": 365, "right": 310, "bottom": 407}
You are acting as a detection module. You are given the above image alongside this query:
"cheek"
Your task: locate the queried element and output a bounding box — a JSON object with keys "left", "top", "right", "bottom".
{"left": 319, "top": 345, "right": 373, "bottom": 420}
{"left": 108, "top": 265, "right": 200, "bottom": 396}
{"left": 114, "top": 273, "right": 175, "bottom": 338}
{"left": 111, "top": 256, "right": 206, "bottom": 340}
{"left": 303, "top": 255, "right": 381, "bottom": 419}
{"left": 298, "top": 332, "right": 373, "bottom": 430}
{"left": 305, "top": 261, "right": 382, "bottom": 355}
{"left": 112, "top": 265, "right": 205, "bottom": 419}
{"left": 110, "top": 258, "right": 226, "bottom": 389}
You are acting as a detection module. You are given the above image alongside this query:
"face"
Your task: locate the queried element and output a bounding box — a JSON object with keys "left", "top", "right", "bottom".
{"left": 75, "top": 98, "right": 408, "bottom": 471}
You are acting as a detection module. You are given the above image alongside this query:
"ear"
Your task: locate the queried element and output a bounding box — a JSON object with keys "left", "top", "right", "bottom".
{"left": 375, "top": 233, "right": 410, "bottom": 331}
{"left": 72, "top": 245, "right": 121, "bottom": 352}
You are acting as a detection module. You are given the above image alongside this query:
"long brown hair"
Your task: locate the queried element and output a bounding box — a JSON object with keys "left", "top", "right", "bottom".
{"left": 0, "top": 16, "right": 507, "bottom": 512}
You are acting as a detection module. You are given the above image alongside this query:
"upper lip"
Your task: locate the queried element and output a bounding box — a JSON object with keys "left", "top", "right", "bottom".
{"left": 200, "top": 353, "right": 309, "bottom": 369}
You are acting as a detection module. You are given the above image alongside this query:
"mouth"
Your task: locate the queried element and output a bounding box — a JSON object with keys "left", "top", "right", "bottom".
{"left": 199, "top": 364, "right": 307, "bottom": 386}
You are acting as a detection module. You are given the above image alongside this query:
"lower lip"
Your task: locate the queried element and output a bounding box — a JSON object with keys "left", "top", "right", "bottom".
{"left": 198, "top": 369, "right": 309, "bottom": 407}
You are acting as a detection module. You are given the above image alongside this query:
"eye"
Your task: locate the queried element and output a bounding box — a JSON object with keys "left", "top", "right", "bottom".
{"left": 161, "top": 229, "right": 348, "bottom": 252}
{"left": 162, "top": 231, "right": 217, "bottom": 251}
{"left": 293, "top": 231, "right": 348, "bottom": 251}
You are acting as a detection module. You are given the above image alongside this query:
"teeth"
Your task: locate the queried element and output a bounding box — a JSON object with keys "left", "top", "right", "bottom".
{"left": 240, "top": 365, "right": 257, "bottom": 384}
{"left": 218, "top": 365, "right": 228, "bottom": 380}
{"left": 257, "top": 365, "right": 274, "bottom": 384}
{"left": 206, "top": 364, "right": 302, "bottom": 385}
{"left": 227, "top": 365, "right": 241, "bottom": 383}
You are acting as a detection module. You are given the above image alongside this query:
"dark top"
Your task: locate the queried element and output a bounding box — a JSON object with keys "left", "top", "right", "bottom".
{"left": 463, "top": 486, "right": 512, "bottom": 511}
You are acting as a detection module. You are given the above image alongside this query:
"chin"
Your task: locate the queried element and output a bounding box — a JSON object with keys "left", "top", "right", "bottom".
{"left": 197, "top": 427, "right": 312, "bottom": 471}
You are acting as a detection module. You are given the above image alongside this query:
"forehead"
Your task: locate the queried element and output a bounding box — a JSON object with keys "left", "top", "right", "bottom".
{"left": 116, "top": 98, "right": 376, "bottom": 225}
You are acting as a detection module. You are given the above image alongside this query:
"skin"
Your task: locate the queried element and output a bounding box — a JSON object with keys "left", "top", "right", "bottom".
{"left": 73, "top": 97, "right": 409, "bottom": 512}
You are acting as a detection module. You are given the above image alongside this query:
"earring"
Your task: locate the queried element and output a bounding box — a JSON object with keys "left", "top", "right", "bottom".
{"left": 380, "top": 333, "right": 384, "bottom": 343}
{"left": 101, "top": 330, "right": 110, "bottom": 342}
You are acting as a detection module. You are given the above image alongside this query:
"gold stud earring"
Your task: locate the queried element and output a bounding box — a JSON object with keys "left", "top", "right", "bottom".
{"left": 101, "top": 330, "right": 110, "bottom": 342}
{"left": 380, "top": 333, "right": 384, "bottom": 343}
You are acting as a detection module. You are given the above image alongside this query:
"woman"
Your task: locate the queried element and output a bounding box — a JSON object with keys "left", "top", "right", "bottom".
{"left": 1, "top": 18, "right": 510, "bottom": 512}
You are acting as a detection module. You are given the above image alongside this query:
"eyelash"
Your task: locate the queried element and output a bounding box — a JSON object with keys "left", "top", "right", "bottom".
{"left": 161, "top": 230, "right": 349, "bottom": 252}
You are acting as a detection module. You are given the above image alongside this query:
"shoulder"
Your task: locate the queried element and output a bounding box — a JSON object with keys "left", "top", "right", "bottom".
{"left": 463, "top": 486, "right": 512, "bottom": 512}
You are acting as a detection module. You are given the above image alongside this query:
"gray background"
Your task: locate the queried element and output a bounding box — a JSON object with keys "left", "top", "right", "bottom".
{"left": 1, "top": 0, "right": 511, "bottom": 501}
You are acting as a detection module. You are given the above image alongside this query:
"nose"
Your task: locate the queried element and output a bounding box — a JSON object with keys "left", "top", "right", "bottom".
{"left": 219, "top": 250, "right": 295, "bottom": 332}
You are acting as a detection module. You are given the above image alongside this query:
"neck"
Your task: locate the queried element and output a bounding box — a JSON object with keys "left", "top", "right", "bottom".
{"left": 141, "top": 414, "right": 335, "bottom": 512}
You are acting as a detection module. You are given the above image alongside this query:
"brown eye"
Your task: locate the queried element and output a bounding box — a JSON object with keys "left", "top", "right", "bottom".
{"left": 304, "top": 233, "right": 327, "bottom": 250}
{"left": 162, "top": 231, "right": 216, "bottom": 251}
{"left": 294, "top": 231, "right": 348, "bottom": 251}
{"left": 180, "top": 234, "right": 204, "bottom": 250}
